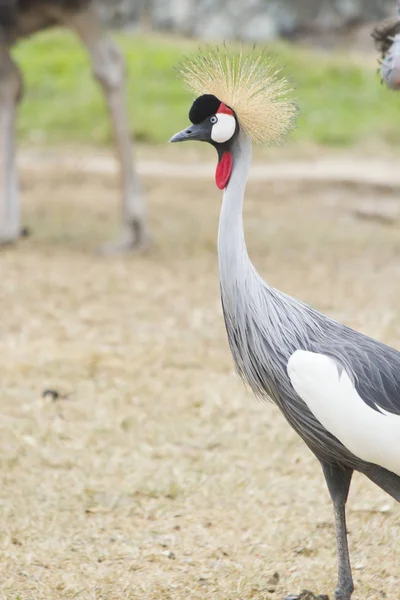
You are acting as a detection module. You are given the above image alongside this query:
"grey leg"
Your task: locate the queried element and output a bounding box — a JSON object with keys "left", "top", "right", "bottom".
{"left": 0, "top": 45, "right": 22, "bottom": 245}
{"left": 62, "top": 6, "right": 149, "bottom": 253}
{"left": 321, "top": 462, "right": 354, "bottom": 600}
{"left": 284, "top": 463, "right": 354, "bottom": 600}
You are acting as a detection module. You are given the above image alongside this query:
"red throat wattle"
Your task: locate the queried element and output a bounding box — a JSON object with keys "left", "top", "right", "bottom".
{"left": 215, "top": 152, "right": 232, "bottom": 190}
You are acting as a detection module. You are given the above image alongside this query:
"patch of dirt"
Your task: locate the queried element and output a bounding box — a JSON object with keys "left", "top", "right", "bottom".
{"left": 18, "top": 146, "right": 400, "bottom": 189}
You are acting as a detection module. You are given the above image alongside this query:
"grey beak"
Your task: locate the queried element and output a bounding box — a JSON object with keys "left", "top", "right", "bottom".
{"left": 169, "top": 127, "right": 193, "bottom": 143}
{"left": 169, "top": 121, "right": 211, "bottom": 143}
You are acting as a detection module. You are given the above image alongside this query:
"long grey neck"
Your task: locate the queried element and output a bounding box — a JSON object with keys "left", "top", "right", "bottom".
{"left": 218, "top": 130, "right": 256, "bottom": 313}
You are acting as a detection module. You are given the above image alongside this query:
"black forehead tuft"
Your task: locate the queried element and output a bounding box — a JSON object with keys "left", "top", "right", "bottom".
{"left": 189, "top": 94, "right": 222, "bottom": 124}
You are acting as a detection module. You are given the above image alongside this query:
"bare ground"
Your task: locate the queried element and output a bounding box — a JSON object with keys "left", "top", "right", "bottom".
{"left": 1, "top": 146, "right": 400, "bottom": 600}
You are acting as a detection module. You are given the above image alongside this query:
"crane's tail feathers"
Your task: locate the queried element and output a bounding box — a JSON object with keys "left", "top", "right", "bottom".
{"left": 361, "top": 464, "right": 400, "bottom": 502}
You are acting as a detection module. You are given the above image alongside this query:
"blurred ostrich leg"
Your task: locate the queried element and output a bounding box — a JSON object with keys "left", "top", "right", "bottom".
{"left": 0, "top": 44, "right": 22, "bottom": 245}
{"left": 64, "top": 6, "right": 149, "bottom": 253}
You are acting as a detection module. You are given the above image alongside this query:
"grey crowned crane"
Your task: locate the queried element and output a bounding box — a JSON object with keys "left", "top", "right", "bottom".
{"left": 170, "top": 47, "right": 400, "bottom": 600}
{"left": 372, "top": 0, "right": 400, "bottom": 89}
{"left": 0, "top": 0, "right": 148, "bottom": 252}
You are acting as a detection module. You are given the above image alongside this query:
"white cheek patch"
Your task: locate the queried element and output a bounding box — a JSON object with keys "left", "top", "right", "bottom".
{"left": 211, "top": 114, "right": 236, "bottom": 143}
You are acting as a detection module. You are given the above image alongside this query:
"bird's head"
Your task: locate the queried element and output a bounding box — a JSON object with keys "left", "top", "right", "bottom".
{"left": 170, "top": 93, "right": 239, "bottom": 189}
{"left": 170, "top": 45, "right": 297, "bottom": 190}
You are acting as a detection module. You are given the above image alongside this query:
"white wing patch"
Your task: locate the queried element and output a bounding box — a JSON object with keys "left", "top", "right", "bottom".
{"left": 287, "top": 350, "right": 400, "bottom": 477}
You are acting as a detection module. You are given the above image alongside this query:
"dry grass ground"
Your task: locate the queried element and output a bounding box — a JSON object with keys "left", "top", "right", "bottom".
{"left": 1, "top": 146, "right": 400, "bottom": 600}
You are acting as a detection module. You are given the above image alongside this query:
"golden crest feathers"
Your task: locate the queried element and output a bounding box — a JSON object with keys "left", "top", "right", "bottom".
{"left": 177, "top": 44, "right": 297, "bottom": 145}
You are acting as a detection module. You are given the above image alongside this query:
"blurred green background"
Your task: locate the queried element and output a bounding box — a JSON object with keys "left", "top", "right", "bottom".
{"left": 13, "top": 30, "right": 400, "bottom": 149}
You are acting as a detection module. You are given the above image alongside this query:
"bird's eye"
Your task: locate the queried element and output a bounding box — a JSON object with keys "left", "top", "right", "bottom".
{"left": 210, "top": 116, "right": 218, "bottom": 124}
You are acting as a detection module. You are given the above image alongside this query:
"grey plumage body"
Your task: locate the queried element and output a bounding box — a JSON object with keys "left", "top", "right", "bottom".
{"left": 219, "top": 130, "right": 400, "bottom": 493}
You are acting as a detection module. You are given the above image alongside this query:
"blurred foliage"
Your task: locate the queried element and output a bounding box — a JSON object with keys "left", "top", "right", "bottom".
{"left": 12, "top": 29, "right": 400, "bottom": 147}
